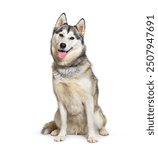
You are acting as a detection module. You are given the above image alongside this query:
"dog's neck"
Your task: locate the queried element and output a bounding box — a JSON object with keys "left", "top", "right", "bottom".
{"left": 53, "top": 65, "right": 80, "bottom": 78}
{"left": 53, "top": 54, "right": 91, "bottom": 78}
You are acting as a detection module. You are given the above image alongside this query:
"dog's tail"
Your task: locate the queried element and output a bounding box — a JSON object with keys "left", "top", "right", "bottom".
{"left": 41, "top": 120, "right": 57, "bottom": 134}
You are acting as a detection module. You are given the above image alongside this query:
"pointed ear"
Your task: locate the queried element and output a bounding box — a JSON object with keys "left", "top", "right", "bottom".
{"left": 55, "top": 13, "right": 67, "bottom": 29}
{"left": 75, "top": 18, "right": 85, "bottom": 36}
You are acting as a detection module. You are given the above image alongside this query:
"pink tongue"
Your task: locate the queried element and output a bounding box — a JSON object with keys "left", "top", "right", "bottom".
{"left": 58, "top": 51, "right": 67, "bottom": 59}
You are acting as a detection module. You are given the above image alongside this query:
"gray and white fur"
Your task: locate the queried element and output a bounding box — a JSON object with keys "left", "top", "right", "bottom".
{"left": 41, "top": 13, "right": 108, "bottom": 143}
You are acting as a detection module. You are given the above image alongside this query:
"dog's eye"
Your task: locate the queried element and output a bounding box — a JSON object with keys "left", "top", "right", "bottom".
{"left": 69, "top": 37, "right": 75, "bottom": 40}
{"left": 59, "top": 34, "right": 64, "bottom": 37}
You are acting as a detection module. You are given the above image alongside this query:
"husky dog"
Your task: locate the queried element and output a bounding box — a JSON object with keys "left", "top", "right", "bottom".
{"left": 41, "top": 13, "right": 108, "bottom": 143}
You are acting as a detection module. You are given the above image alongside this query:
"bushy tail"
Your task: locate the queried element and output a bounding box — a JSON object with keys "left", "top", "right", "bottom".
{"left": 41, "top": 120, "right": 57, "bottom": 135}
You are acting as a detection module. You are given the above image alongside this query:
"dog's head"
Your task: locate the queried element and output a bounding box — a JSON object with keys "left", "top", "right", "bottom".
{"left": 51, "top": 13, "right": 86, "bottom": 66}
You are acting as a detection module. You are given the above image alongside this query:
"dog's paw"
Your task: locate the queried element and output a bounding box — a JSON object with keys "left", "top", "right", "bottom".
{"left": 87, "top": 136, "right": 97, "bottom": 143}
{"left": 51, "top": 129, "right": 59, "bottom": 136}
{"left": 99, "top": 128, "right": 109, "bottom": 136}
{"left": 54, "top": 135, "right": 65, "bottom": 142}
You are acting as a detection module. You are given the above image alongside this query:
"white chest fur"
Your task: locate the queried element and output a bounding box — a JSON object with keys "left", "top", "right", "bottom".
{"left": 54, "top": 75, "right": 92, "bottom": 115}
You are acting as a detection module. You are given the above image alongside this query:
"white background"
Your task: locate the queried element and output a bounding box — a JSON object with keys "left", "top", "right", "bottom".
{"left": 0, "top": 0, "right": 157, "bottom": 149}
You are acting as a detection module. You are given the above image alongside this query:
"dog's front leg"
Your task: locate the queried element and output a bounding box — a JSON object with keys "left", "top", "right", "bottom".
{"left": 85, "top": 96, "right": 97, "bottom": 143}
{"left": 54, "top": 101, "right": 67, "bottom": 142}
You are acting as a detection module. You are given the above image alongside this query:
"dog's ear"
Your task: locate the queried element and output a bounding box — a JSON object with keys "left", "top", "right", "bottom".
{"left": 55, "top": 13, "right": 67, "bottom": 29}
{"left": 75, "top": 18, "right": 85, "bottom": 36}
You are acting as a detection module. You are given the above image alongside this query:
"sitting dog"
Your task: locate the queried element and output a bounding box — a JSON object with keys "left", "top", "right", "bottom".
{"left": 41, "top": 13, "right": 108, "bottom": 143}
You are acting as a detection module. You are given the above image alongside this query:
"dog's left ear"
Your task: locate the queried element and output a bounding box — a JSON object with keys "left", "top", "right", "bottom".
{"left": 75, "top": 18, "right": 85, "bottom": 36}
{"left": 55, "top": 13, "right": 67, "bottom": 29}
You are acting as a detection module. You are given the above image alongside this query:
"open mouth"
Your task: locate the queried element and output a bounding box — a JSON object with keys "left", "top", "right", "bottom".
{"left": 57, "top": 48, "right": 72, "bottom": 59}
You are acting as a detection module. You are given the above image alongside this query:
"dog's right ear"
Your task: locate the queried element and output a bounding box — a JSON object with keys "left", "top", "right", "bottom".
{"left": 55, "top": 13, "right": 67, "bottom": 29}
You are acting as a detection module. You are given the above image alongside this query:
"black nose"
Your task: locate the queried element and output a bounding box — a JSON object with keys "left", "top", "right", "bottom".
{"left": 60, "top": 43, "right": 66, "bottom": 49}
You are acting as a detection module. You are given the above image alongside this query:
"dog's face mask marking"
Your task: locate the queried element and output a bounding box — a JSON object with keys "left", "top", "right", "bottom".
{"left": 51, "top": 13, "right": 86, "bottom": 65}
{"left": 54, "top": 28, "right": 81, "bottom": 59}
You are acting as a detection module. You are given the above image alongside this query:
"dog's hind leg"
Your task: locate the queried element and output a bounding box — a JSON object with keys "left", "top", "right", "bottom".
{"left": 94, "top": 107, "right": 109, "bottom": 136}
{"left": 99, "top": 127, "right": 109, "bottom": 136}
{"left": 41, "top": 120, "right": 57, "bottom": 135}
{"left": 51, "top": 129, "right": 60, "bottom": 136}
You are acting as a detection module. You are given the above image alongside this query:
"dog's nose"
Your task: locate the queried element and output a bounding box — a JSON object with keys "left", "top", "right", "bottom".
{"left": 60, "top": 43, "right": 66, "bottom": 49}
